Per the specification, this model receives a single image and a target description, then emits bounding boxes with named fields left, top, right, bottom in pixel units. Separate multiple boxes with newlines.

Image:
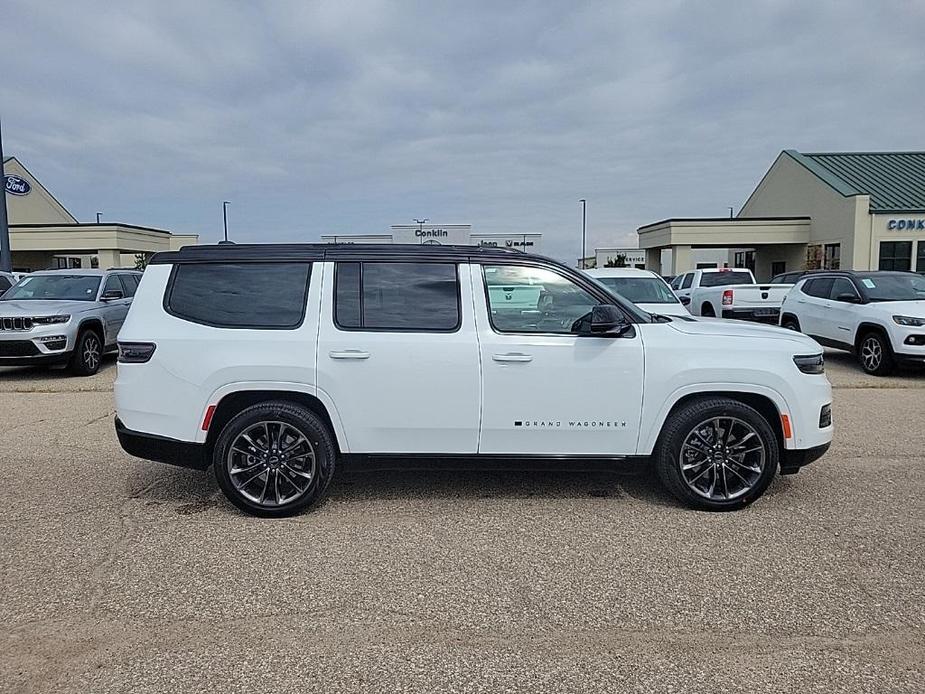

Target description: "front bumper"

left=115, top=417, right=209, bottom=470
left=722, top=307, right=780, bottom=323
left=0, top=323, right=74, bottom=364
left=780, top=442, right=831, bottom=475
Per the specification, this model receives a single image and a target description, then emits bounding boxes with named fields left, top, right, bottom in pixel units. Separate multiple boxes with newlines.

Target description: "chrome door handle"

left=329, top=350, right=370, bottom=360
left=492, top=352, right=533, bottom=363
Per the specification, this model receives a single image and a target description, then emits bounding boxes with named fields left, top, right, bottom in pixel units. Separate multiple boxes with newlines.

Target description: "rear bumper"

left=722, top=308, right=780, bottom=323
left=779, top=442, right=830, bottom=475
left=115, top=417, right=209, bottom=470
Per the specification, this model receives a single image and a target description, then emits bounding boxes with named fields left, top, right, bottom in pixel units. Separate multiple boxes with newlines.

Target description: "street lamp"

left=579, top=199, right=587, bottom=268
left=96, top=212, right=102, bottom=224
left=222, top=201, right=231, bottom=242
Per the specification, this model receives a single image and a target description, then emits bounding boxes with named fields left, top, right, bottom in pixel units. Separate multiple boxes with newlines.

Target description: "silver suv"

left=0, top=268, right=142, bottom=375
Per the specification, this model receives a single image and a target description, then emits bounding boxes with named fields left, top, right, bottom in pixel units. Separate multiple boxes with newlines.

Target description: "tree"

left=134, top=253, right=152, bottom=271
left=604, top=253, right=627, bottom=268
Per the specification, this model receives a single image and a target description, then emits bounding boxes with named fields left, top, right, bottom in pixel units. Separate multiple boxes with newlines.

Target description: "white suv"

left=780, top=271, right=925, bottom=375
left=115, top=244, right=833, bottom=516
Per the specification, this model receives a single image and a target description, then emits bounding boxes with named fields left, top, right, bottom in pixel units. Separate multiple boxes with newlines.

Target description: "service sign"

left=4, top=174, right=31, bottom=196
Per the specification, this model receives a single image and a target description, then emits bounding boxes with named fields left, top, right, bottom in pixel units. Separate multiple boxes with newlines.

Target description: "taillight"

left=722, top=289, right=734, bottom=306
left=118, top=341, right=157, bottom=363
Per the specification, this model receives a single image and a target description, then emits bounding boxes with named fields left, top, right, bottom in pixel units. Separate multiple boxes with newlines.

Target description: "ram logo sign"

left=4, top=174, right=31, bottom=196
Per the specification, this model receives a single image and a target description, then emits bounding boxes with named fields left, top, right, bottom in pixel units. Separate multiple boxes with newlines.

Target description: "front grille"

left=0, top=340, right=40, bottom=357
left=0, top=316, right=34, bottom=332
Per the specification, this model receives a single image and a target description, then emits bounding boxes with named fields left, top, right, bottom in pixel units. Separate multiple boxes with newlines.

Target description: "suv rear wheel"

left=69, top=328, right=103, bottom=376
left=213, top=401, right=336, bottom=517
left=857, top=331, right=895, bottom=376
left=654, top=397, right=779, bottom=511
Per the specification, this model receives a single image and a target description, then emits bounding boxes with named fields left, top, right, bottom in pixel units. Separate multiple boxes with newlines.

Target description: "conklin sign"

left=4, top=174, right=31, bottom=196
left=887, top=218, right=925, bottom=230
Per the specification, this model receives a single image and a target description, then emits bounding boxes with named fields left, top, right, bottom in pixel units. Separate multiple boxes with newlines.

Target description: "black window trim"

left=332, top=260, right=463, bottom=334
left=480, top=261, right=638, bottom=337
left=163, top=262, right=313, bottom=330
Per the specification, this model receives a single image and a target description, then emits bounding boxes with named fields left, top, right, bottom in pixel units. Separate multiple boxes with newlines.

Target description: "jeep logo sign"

left=4, top=174, right=31, bottom=196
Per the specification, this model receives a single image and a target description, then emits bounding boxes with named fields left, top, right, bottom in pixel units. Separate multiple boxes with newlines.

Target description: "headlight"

left=892, top=315, right=925, bottom=327
left=793, top=353, right=825, bottom=374
left=32, top=315, right=70, bottom=325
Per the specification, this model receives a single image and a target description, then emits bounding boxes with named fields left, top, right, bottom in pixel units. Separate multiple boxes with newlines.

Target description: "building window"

left=771, top=261, right=786, bottom=277
left=733, top=251, right=755, bottom=272
left=824, top=244, right=840, bottom=270
left=55, top=257, right=68, bottom=269
left=917, top=241, right=925, bottom=275
left=69, top=257, right=82, bottom=269
left=879, top=241, right=913, bottom=272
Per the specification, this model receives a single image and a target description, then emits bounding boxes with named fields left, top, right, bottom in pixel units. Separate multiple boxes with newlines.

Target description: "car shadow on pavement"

left=123, top=457, right=684, bottom=514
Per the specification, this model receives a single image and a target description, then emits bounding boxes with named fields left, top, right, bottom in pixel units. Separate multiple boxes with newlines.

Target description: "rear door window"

left=334, top=262, right=460, bottom=332
left=680, top=273, right=693, bottom=289
left=803, top=278, right=834, bottom=299
left=166, top=262, right=311, bottom=328
left=118, top=274, right=139, bottom=297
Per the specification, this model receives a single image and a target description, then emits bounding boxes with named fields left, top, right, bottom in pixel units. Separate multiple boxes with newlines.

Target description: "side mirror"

left=101, top=289, right=124, bottom=301
left=835, top=293, right=859, bottom=303
left=574, top=304, right=632, bottom=336
left=678, top=296, right=691, bottom=306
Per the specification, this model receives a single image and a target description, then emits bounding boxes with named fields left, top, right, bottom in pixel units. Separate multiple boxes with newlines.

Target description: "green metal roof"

left=785, top=150, right=925, bottom=212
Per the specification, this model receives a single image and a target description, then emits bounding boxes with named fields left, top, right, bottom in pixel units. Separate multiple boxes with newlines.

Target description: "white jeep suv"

left=114, top=244, right=833, bottom=516
left=779, top=271, right=925, bottom=375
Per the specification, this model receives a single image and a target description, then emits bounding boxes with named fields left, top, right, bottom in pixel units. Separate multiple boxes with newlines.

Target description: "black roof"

left=150, top=243, right=538, bottom=265
left=797, top=270, right=919, bottom=279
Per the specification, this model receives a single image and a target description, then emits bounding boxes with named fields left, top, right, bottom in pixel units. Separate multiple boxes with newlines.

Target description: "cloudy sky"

left=3, top=0, right=924, bottom=261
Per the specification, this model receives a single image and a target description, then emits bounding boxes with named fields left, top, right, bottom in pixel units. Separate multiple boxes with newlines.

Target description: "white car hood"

left=638, top=302, right=691, bottom=317
left=666, top=315, right=817, bottom=347
left=867, top=300, right=925, bottom=318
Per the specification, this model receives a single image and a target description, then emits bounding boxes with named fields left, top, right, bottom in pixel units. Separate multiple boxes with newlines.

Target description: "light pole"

left=96, top=212, right=102, bottom=223
left=413, top=218, right=428, bottom=244
left=0, top=118, right=12, bottom=273
left=579, top=199, right=587, bottom=268
left=222, top=201, right=231, bottom=242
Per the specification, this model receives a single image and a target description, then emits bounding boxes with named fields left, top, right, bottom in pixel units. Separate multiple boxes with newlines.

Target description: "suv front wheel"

left=213, top=401, right=336, bottom=517
left=69, top=328, right=103, bottom=376
left=654, top=397, right=779, bottom=511
left=857, top=331, right=895, bottom=376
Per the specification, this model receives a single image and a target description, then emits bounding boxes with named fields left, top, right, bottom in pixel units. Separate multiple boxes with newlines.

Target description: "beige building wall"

left=739, top=153, right=869, bottom=269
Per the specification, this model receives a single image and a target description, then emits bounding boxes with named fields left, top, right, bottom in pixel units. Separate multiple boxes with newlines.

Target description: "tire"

left=213, top=401, right=336, bottom=517
left=781, top=316, right=800, bottom=332
left=857, top=331, right=895, bottom=376
left=701, top=303, right=716, bottom=317
left=69, top=328, right=103, bottom=376
left=654, top=397, right=779, bottom=511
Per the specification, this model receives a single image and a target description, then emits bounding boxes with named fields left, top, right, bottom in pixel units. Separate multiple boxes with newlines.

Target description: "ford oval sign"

left=4, top=174, right=31, bottom=196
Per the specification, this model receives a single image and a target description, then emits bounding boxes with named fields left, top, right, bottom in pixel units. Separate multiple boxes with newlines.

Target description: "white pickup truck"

left=671, top=268, right=793, bottom=323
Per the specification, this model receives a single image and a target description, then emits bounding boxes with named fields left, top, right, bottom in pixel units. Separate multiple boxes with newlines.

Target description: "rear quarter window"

left=165, top=262, right=311, bottom=329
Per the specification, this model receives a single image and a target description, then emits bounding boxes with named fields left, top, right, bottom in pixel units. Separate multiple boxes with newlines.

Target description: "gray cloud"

left=3, top=0, right=923, bottom=261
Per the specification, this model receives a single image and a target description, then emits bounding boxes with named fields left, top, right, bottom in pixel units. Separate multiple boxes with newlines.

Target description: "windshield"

left=699, top=271, right=754, bottom=287
left=595, top=276, right=679, bottom=304
left=861, top=274, right=925, bottom=302
left=1, top=275, right=101, bottom=302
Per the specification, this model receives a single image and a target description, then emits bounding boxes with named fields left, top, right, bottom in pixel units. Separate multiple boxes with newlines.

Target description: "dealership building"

left=321, top=224, right=542, bottom=252
left=3, top=156, right=198, bottom=271
left=638, top=150, right=925, bottom=280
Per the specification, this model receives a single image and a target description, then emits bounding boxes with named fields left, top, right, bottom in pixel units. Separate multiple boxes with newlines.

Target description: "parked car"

left=672, top=268, right=792, bottom=323
left=780, top=270, right=925, bottom=375
left=0, top=268, right=142, bottom=375
left=769, top=270, right=828, bottom=285
left=585, top=268, right=691, bottom=317
left=114, top=243, right=832, bottom=516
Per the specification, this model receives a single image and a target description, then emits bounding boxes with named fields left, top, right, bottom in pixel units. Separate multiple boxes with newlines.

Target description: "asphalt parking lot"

left=1, top=351, right=923, bottom=693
